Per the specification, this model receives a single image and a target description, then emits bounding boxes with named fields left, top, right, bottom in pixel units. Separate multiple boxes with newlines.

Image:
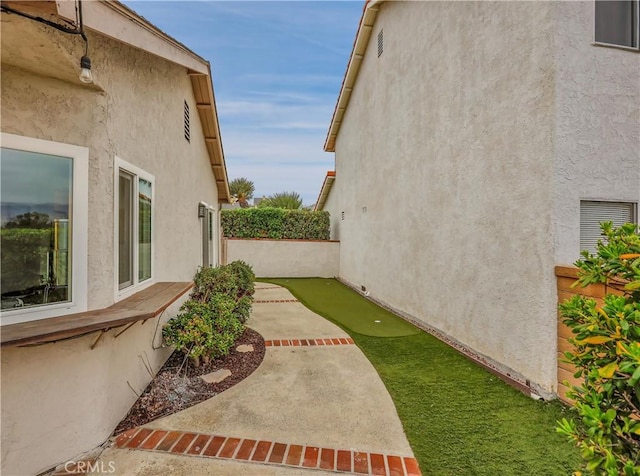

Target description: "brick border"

left=113, top=428, right=420, bottom=476
left=254, top=299, right=300, bottom=303
left=265, top=337, right=354, bottom=347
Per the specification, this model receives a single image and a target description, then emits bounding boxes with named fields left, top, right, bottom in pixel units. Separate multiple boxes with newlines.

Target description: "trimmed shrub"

left=557, top=222, right=640, bottom=475
left=221, top=208, right=330, bottom=240
left=163, top=261, right=256, bottom=365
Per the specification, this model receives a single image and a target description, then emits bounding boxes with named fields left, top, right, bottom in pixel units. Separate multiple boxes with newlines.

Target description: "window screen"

left=580, top=200, right=636, bottom=254
left=595, top=1, right=638, bottom=48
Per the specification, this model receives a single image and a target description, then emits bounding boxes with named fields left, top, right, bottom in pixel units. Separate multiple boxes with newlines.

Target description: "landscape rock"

left=201, top=369, right=232, bottom=384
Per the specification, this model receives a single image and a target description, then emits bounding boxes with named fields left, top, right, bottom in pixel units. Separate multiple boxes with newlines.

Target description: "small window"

left=580, top=200, right=637, bottom=254
left=201, top=203, right=216, bottom=268
left=116, top=158, right=154, bottom=295
left=184, top=100, right=191, bottom=143
left=377, top=29, right=384, bottom=57
left=595, top=1, right=639, bottom=49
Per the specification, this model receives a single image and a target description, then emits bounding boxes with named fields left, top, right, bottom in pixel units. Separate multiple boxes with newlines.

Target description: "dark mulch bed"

left=114, top=327, right=265, bottom=434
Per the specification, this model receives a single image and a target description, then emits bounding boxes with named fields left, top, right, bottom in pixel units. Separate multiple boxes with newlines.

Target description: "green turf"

left=262, top=278, right=581, bottom=475
left=260, top=278, right=419, bottom=337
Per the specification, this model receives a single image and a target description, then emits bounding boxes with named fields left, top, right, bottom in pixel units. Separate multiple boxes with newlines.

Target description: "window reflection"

left=1, top=148, right=72, bottom=310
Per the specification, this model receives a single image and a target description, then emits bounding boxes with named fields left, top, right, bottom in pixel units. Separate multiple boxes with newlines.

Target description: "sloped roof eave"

left=54, top=0, right=231, bottom=202
left=324, top=0, right=384, bottom=152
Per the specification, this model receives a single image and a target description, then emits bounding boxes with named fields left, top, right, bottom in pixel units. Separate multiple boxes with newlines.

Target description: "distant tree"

left=3, top=212, right=51, bottom=229
left=229, top=178, right=255, bottom=208
left=258, top=191, right=303, bottom=210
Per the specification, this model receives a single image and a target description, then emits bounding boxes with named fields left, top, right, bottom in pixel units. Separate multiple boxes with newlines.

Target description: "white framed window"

left=595, top=0, right=640, bottom=50
left=199, top=202, right=217, bottom=268
left=114, top=157, right=154, bottom=300
left=0, top=132, right=88, bottom=325
left=580, top=200, right=638, bottom=254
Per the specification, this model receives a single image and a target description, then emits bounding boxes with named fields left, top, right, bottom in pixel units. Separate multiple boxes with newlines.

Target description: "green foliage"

left=557, top=222, right=640, bottom=475
left=1, top=227, right=52, bottom=293
left=229, top=177, right=255, bottom=208
left=258, top=191, right=303, bottom=210
left=221, top=208, right=330, bottom=240
left=163, top=261, right=256, bottom=365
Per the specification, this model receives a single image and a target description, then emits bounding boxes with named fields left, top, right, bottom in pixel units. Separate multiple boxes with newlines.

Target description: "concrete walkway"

left=93, top=283, right=419, bottom=475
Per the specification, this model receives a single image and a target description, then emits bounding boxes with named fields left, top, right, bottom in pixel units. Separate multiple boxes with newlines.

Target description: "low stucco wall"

left=0, top=293, right=188, bottom=476
left=225, top=238, right=339, bottom=278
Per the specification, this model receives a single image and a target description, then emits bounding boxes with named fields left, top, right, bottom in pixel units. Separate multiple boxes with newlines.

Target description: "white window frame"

left=114, top=157, right=155, bottom=301
left=200, top=202, right=218, bottom=268
left=593, top=0, right=640, bottom=51
left=0, top=132, right=88, bottom=325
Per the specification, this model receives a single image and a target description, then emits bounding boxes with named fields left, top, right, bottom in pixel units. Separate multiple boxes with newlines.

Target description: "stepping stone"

left=236, top=344, right=254, bottom=353
left=201, top=369, right=231, bottom=384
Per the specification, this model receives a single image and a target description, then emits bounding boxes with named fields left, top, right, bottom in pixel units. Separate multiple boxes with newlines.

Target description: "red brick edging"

left=113, top=428, right=421, bottom=475
left=265, top=337, right=354, bottom=347
left=255, top=299, right=300, bottom=303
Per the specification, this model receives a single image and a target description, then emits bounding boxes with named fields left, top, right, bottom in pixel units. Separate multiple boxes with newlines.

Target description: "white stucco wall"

left=323, top=183, right=342, bottom=241
left=225, top=239, right=340, bottom=278
left=327, top=1, right=559, bottom=393
left=1, top=15, right=221, bottom=475
left=553, top=1, right=640, bottom=265
left=1, top=16, right=219, bottom=311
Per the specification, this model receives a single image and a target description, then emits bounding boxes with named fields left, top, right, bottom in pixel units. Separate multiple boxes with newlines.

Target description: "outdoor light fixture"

left=79, top=55, right=93, bottom=84
left=198, top=203, right=207, bottom=218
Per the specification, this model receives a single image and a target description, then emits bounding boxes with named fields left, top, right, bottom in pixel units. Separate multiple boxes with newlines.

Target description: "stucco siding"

left=1, top=17, right=219, bottom=310
left=553, top=1, right=640, bottom=266
left=332, top=1, right=558, bottom=391
left=323, top=181, right=341, bottom=241
left=0, top=294, right=186, bottom=476
left=1, top=15, right=221, bottom=475
left=225, top=239, right=340, bottom=278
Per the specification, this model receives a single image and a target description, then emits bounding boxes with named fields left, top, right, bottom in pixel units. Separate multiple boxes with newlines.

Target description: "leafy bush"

left=221, top=208, right=330, bottom=240
left=557, top=222, right=640, bottom=475
left=227, top=260, right=255, bottom=299
left=163, top=261, right=256, bottom=366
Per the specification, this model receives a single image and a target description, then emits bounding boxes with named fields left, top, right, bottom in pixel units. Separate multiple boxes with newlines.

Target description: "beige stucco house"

left=0, top=1, right=230, bottom=473
left=318, top=0, right=639, bottom=399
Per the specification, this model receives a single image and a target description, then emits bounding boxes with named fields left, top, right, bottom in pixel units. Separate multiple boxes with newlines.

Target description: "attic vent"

left=377, top=29, right=383, bottom=57
left=184, top=100, right=190, bottom=143
left=341, top=211, right=345, bottom=221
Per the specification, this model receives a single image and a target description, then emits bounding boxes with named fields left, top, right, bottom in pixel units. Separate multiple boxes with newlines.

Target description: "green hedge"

left=221, top=208, right=330, bottom=240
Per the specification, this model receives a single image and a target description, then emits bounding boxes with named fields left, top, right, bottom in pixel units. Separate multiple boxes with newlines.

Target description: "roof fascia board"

left=324, top=0, right=383, bottom=152
left=313, top=172, right=336, bottom=211
left=56, top=0, right=208, bottom=74
left=203, top=65, right=231, bottom=203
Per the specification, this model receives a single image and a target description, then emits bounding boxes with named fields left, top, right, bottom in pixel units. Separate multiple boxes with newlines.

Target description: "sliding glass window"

left=116, top=158, right=153, bottom=296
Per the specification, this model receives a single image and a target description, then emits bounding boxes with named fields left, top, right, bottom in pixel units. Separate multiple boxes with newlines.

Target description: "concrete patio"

left=92, top=283, right=419, bottom=475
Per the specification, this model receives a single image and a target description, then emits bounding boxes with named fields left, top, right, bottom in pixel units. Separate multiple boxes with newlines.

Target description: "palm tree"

left=229, top=178, right=255, bottom=208
left=258, top=191, right=303, bottom=210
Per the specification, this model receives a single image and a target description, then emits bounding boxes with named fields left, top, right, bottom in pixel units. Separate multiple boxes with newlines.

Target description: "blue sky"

left=124, top=1, right=363, bottom=206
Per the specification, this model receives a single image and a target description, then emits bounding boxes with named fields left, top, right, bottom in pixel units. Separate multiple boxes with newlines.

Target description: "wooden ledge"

left=1, top=282, right=192, bottom=348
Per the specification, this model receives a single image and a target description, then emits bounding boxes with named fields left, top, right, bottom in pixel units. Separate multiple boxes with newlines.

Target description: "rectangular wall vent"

left=184, top=100, right=190, bottom=143
left=377, top=29, right=383, bottom=57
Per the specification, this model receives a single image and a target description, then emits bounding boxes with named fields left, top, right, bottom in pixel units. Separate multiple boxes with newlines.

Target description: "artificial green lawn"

left=261, top=278, right=581, bottom=475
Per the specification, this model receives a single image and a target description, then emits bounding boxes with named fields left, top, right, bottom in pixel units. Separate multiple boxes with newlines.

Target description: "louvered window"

left=184, top=100, right=190, bottom=143
left=580, top=200, right=637, bottom=254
